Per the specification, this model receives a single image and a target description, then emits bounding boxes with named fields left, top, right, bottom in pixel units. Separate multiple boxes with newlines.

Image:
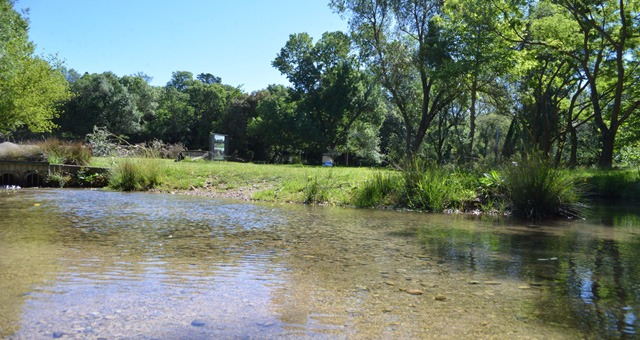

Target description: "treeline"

left=1, top=0, right=639, bottom=167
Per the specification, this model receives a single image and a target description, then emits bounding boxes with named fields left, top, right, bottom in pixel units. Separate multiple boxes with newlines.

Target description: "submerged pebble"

left=191, top=320, right=206, bottom=327
left=435, top=295, right=447, bottom=301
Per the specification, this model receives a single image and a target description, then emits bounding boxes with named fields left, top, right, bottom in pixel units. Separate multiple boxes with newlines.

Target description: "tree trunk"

left=502, top=117, right=517, bottom=159
left=568, top=125, right=578, bottom=167
left=599, top=129, right=615, bottom=168
left=467, top=79, right=477, bottom=163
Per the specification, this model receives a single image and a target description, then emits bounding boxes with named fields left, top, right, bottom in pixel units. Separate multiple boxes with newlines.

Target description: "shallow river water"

left=1, top=189, right=639, bottom=339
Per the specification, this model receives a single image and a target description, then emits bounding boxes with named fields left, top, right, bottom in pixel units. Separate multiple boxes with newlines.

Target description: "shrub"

left=478, top=170, right=507, bottom=212
left=76, top=168, right=109, bottom=187
left=504, top=158, right=583, bottom=220
left=86, top=126, right=118, bottom=157
left=109, top=158, right=162, bottom=191
left=47, top=171, right=71, bottom=188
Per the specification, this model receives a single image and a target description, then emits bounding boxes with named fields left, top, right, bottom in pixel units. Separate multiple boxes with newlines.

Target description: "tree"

left=442, top=0, right=517, bottom=161
left=331, top=0, right=463, bottom=160
left=0, top=0, right=70, bottom=135
left=515, top=0, right=640, bottom=168
left=58, top=72, right=141, bottom=138
left=149, top=86, right=195, bottom=145
left=273, top=31, right=384, bottom=161
left=120, top=74, right=159, bottom=140
left=197, top=73, right=222, bottom=85
left=248, top=85, right=303, bottom=163
left=186, top=81, right=230, bottom=149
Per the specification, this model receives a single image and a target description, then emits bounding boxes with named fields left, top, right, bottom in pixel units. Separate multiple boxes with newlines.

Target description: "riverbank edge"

left=93, top=158, right=638, bottom=219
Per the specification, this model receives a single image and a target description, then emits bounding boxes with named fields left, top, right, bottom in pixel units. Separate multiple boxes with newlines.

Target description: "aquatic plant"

left=504, top=158, right=583, bottom=219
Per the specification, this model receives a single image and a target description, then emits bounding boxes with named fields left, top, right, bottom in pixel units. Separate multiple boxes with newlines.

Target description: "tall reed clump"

left=108, top=158, right=162, bottom=191
left=401, top=159, right=476, bottom=212
left=504, top=158, right=583, bottom=220
left=38, top=139, right=92, bottom=165
left=354, top=171, right=402, bottom=208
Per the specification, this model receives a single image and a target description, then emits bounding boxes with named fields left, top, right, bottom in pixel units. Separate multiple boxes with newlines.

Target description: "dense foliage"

left=1, top=0, right=639, bottom=169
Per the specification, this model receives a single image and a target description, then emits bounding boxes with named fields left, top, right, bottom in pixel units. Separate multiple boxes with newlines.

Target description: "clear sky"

left=16, top=0, right=349, bottom=92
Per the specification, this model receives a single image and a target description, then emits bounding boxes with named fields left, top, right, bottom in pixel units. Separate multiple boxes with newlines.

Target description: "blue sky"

left=16, top=0, right=349, bottom=92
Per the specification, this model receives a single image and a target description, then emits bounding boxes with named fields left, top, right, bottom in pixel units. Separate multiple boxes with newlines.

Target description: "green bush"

left=46, top=171, right=71, bottom=188
left=504, top=158, right=583, bottom=219
left=109, top=158, right=162, bottom=191
left=477, top=169, right=507, bottom=213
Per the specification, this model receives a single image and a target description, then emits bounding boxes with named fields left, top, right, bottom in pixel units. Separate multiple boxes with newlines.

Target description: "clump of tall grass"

left=401, top=159, right=476, bottom=212
left=303, top=174, right=330, bottom=204
left=38, top=139, right=92, bottom=165
left=504, top=158, right=583, bottom=220
left=354, top=171, right=401, bottom=208
left=108, top=158, right=163, bottom=191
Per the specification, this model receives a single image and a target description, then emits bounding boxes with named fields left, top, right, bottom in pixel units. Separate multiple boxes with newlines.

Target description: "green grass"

left=92, top=157, right=377, bottom=204
left=578, top=168, right=640, bottom=200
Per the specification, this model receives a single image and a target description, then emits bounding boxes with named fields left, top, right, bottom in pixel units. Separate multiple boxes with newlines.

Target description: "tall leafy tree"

left=248, top=85, right=303, bottom=162
left=0, top=0, right=70, bottom=135
left=150, top=86, right=195, bottom=145
left=273, top=31, right=383, bottom=159
left=331, top=0, right=463, bottom=160
left=515, top=0, right=640, bottom=168
left=442, top=0, right=516, bottom=161
left=59, top=72, right=140, bottom=138
left=120, top=73, right=159, bottom=140
left=197, top=72, right=222, bottom=85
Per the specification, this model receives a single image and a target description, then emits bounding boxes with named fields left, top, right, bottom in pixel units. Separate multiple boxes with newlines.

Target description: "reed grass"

left=504, top=158, right=583, bottom=219
left=108, top=158, right=163, bottom=191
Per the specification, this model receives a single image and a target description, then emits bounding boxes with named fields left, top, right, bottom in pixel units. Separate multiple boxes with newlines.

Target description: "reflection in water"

left=0, top=189, right=638, bottom=338
left=418, top=211, right=640, bottom=338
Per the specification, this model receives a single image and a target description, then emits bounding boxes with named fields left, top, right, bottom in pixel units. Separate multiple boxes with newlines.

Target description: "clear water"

left=1, top=189, right=638, bottom=339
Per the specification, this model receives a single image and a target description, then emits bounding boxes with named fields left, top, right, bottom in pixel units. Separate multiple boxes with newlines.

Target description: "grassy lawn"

left=90, top=157, right=389, bottom=205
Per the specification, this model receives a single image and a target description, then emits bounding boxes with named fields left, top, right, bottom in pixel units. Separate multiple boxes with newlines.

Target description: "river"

left=0, top=189, right=638, bottom=339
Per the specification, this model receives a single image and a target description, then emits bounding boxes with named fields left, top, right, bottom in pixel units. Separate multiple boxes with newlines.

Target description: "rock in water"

left=191, top=319, right=206, bottom=327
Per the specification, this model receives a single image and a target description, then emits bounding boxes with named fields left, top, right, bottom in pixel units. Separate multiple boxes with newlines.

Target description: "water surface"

left=1, top=189, right=638, bottom=338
